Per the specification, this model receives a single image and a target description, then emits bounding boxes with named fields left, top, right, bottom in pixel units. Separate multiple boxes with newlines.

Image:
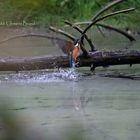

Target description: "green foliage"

left=0, top=0, right=140, bottom=28
left=0, top=0, right=57, bottom=21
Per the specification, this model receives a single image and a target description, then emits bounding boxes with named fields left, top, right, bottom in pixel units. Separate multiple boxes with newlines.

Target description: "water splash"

left=0, top=68, right=79, bottom=84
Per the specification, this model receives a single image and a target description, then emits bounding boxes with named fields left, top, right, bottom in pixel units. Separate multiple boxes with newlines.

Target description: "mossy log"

left=0, top=50, right=140, bottom=71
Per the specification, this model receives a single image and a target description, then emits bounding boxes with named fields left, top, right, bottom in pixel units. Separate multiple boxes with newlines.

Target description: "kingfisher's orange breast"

left=72, top=47, right=80, bottom=63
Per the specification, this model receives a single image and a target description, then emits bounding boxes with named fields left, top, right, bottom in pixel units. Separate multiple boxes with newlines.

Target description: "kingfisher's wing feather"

left=51, top=38, right=74, bottom=54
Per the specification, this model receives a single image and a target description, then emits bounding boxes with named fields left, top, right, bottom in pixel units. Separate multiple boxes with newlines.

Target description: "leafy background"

left=0, top=0, right=140, bottom=28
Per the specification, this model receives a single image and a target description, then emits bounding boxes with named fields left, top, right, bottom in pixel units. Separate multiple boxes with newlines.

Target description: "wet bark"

left=0, top=50, right=140, bottom=71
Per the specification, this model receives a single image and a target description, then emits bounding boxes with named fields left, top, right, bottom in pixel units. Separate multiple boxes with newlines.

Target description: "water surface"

left=0, top=28, right=140, bottom=140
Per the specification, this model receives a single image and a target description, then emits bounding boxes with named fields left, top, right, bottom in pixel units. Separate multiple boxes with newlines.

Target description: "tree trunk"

left=0, top=50, right=140, bottom=71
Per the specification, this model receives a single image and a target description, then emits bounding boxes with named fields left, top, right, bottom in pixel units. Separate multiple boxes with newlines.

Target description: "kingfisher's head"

left=74, top=42, right=80, bottom=48
left=74, top=38, right=81, bottom=48
left=74, top=34, right=85, bottom=46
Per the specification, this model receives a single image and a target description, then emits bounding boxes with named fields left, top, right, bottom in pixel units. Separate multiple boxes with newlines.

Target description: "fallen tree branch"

left=0, top=55, right=68, bottom=71
left=78, top=50, right=140, bottom=69
left=0, top=50, right=140, bottom=71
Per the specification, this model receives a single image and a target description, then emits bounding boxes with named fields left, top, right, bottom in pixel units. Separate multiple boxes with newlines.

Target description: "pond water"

left=0, top=28, right=140, bottom=140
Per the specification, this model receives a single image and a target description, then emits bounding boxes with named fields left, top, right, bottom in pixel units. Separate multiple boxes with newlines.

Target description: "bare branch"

left=0, top=33, right=75, bottom=55
left=49, top=26, right=75, bottom=41
left=92, top=0, right=126, bottom=21
left=96, top=23, right=136, bottom=41
left=0, top=34, right=65, bottom=45
left=82, top=8, right=135, bottom=37
left=74, top=21, right=135, bottom=42
left=96, top=8, right=135, bottom=23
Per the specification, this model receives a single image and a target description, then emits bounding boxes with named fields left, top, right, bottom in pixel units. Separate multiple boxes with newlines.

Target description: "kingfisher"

left=51, top=38, right=81, bottom=67
left=68, top=40, right=81, bottom=67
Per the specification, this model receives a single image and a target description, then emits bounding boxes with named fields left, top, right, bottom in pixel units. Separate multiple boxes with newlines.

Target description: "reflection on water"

left=0, top=28, right=140, bottom=140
